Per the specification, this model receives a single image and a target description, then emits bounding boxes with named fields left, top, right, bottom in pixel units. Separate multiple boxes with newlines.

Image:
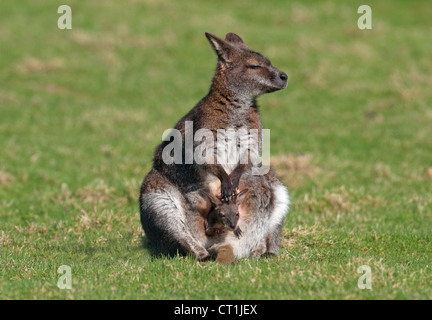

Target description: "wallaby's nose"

left=279, top=72, right=288, bottom=81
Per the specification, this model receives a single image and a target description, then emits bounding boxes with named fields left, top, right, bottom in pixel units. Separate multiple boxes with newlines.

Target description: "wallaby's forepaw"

left=210, top=243, right=236, bottom=265
left=230, top=174, right=241, bottom=190
left=219, top=180, right=236, bottom=202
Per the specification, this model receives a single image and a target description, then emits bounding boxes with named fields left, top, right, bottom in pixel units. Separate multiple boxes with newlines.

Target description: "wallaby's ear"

left=205, top=32, right=236, bottom=64
left=225, top=33, right=248, bottom=50
left=236, top=188, right=249, bottom=206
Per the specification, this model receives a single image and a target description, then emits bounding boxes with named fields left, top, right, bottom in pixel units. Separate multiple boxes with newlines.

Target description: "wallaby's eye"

left=247, top=65, right=262, bottom=70
left=236, top=213, right=239, bottom=217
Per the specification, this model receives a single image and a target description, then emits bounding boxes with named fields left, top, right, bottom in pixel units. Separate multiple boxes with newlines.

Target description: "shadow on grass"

left=139, top=234, right=201, bottom=260
left=140, top=235, right=152, bottom=254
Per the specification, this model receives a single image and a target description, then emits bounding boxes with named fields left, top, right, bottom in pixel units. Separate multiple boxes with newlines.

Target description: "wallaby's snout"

left=279, top=71, right=288, bottom=84
left=271, top=67, right=288, bottom=90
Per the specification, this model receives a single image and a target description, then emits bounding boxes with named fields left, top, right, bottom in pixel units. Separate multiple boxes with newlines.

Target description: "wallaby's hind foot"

left=209, top=242, right=236, bottom=265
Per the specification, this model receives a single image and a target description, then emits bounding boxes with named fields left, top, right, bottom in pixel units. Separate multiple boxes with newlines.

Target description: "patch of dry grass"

left=272, top=153, right=318, bottom=189
left=0, top=170, right=15, bottom=186
left=72, top=179, right=119, bottom=205
left=16, top=57, right=65, bottom=74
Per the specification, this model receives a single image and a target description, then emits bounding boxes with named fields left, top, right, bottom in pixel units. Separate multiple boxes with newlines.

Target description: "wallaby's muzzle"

left=272, top=67, right=288, bottom=90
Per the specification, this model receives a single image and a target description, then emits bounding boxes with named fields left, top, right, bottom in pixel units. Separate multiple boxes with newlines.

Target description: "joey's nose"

left=279, top=72, right=288, bottom=81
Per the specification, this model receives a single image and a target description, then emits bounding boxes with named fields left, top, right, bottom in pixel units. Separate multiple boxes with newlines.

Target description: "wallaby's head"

left=205, top=32, right=288, bottom=99
left=206, top=188, right=249, bottom=231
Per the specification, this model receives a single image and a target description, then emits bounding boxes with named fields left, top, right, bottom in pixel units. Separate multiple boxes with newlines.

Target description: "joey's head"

left=205, top=32, right=288, bottom=99
left=206, top=188, right=249, bottom=232
left=214, top=202, right=240, bottom=231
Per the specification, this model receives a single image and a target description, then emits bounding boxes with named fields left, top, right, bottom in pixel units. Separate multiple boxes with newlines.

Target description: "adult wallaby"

left=139, top=32, right=290, bottom=260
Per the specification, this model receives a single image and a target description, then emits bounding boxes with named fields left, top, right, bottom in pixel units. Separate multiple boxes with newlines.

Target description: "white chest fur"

left=215, top=125, right=260, bottom=174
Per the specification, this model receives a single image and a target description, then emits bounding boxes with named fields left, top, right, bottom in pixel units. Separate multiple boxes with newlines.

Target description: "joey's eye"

left=247, top=65, right=261, bottom=70
left=236, top=213, right=239, bottom=217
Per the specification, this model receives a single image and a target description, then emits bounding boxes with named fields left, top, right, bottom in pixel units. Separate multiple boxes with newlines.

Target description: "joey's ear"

left=205, top=32, right=236, bottom=64
left=225, top=33, right=248, bottom=50
left=235, top=188, right=249, bottom=206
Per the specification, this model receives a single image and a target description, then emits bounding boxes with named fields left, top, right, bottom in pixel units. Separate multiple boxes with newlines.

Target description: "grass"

left=1, top=0, right=431, bottom=299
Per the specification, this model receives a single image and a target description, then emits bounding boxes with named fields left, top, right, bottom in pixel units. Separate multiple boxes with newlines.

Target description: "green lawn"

left=0, top=0, right=431, bottom=299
